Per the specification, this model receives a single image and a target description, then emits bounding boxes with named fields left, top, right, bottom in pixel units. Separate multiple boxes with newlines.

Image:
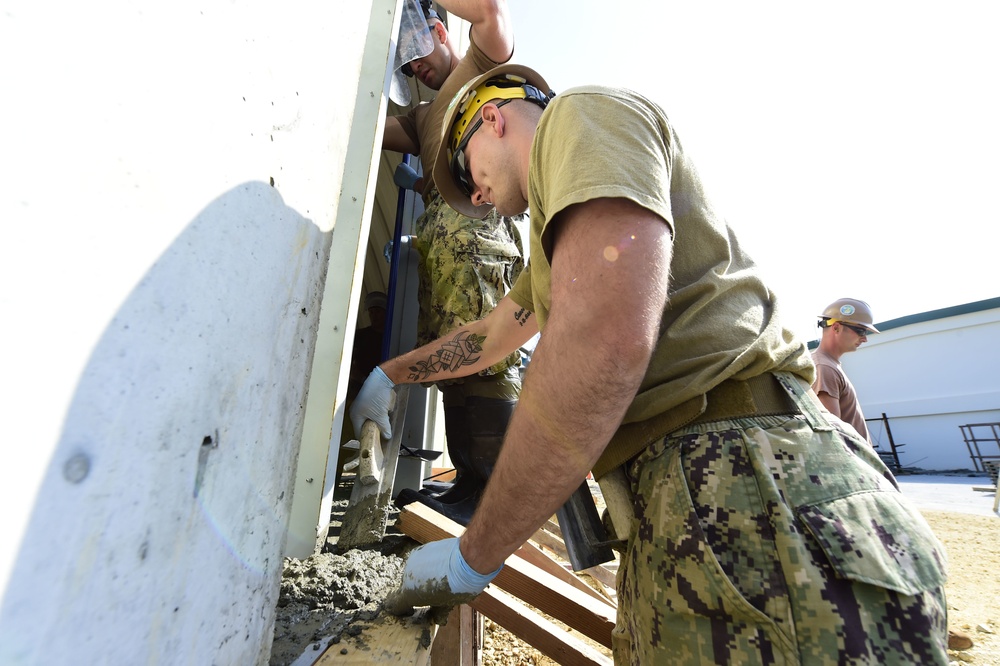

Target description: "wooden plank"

left=528, top=525, right=619, bottom=603
left=515, top=540, right=615, bottom=607
left=396, top=502, right=616, bottom=648
left=530, top=524, right=570, bottom=562
left=312, top=610, right=436, bottom=665
left=582, top=564, right=618, bottom=598
left=430, top=605, right=479, bottom=665
left=471, top=586, right=612, bottom=666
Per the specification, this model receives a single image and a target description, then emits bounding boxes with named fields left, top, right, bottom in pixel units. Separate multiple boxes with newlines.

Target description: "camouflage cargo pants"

left=613, top=374, right=948, bottom=665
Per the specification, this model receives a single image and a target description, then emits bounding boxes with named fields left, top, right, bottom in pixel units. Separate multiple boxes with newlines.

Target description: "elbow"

left=478, top=0, right=503, bottom=16
left=581, top=327, right=656, bottom=398
left=467, top=0, right=506, bottom=29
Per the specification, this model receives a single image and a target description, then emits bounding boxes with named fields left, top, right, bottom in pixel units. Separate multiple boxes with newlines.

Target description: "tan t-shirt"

left=508, top=86, right=814, bottom=475
left=395, top=35, right=503, bottom=199
left=811, top=349, right=871, bottom=443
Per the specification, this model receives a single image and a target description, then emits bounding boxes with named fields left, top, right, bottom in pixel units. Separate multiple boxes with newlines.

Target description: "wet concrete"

left=268, top=477, right=415, bottom=666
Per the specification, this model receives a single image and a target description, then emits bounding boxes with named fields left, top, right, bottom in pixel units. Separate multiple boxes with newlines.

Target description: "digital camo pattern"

left=612, top=409, right=948, bottom=665
left=414, top=191, right=524, bottom=377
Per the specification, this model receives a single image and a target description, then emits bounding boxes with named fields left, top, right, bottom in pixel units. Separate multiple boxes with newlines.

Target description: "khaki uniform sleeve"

left=507, top=263, right=534, bottom=313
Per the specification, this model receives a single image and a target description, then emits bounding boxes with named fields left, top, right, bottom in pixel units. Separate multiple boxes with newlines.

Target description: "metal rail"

left=865, top=412, right=905, bottom=472
left=958, top=422, right=1000, bottom=474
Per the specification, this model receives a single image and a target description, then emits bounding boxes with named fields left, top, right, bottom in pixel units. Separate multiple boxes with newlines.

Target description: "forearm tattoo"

left=408, top=332, right=486, bottom=381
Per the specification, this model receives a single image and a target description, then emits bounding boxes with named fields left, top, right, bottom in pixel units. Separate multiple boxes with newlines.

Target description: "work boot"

left=395, top=485, right=483, bottom=526
left=395, top=397, right=513, bottom=526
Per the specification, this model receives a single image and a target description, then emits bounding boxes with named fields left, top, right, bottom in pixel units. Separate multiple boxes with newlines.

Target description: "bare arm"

left=436, top=0, right=513, bottom=63
left=459, top=198, right=673, bottom=574
left=380, top=294, right=537, bottom=385
left=383, top=115, right=419, bottom=155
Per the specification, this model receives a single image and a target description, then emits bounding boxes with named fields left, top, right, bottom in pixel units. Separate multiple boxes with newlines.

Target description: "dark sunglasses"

left=840, top=323, right=870, bottom=336
left=450, top=98, right=516, bottom=197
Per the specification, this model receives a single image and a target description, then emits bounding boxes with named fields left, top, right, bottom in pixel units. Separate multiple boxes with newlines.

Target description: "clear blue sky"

left=504, top=0, right=1000, bottom=343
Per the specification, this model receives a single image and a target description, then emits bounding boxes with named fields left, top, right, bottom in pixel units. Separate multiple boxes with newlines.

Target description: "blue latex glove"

left=350, top=367, right=395, bottom=438
left=393, top=162, right=420, bottom=190
left=383, top=235, right=415, bottom=264
left=384, top=538, right=502, bottom=616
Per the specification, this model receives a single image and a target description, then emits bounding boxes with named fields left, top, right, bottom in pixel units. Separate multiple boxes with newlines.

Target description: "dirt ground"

left=923, top=510, right=1000, bottom=665
left=270, top=487, right=999, bottom=666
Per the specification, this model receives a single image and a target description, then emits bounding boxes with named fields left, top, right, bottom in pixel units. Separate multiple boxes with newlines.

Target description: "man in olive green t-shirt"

left=354, top=65, right=949, bottom=664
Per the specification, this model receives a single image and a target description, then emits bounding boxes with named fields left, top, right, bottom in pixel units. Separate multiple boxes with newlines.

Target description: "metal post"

left=382, top=154, right=411, bottom=363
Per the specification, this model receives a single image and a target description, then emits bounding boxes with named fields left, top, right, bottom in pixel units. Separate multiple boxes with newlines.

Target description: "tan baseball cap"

left=432, top=63, right=551, bottom=219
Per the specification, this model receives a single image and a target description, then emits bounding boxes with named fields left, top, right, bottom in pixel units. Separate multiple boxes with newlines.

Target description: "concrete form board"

left=0, top=0, right=377, bottom=663
left=285, top=0, right=402, bottom=559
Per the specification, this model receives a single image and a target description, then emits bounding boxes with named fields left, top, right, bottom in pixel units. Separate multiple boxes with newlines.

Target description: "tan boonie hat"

left=433, top=63, right=551, bottom=219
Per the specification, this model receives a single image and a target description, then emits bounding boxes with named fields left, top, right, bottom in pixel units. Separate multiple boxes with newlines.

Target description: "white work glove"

left=393, top=162, right=420, bottom=190
left=350, top=367, right=395, bottom=439
left=384, top=538, right=502, bottom=616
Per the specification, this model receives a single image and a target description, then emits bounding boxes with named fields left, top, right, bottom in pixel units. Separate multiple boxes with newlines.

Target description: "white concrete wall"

left=0, top=0, right=390, bottom=662
left=843, top=306, right=1000, bottom=471
left=283, top=0, right=401, bottom=559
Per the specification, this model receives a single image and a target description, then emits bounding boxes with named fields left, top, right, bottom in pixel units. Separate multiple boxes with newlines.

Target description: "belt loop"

left=773, top=372, right=832, bottom=431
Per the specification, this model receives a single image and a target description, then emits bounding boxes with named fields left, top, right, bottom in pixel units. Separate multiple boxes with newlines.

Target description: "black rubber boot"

left=395, top=396, right=514, bottom=526
left=395, top=486, right=482, bottom=526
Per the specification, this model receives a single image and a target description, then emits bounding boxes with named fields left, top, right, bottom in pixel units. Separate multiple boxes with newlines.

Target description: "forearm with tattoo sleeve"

left=379, top=295, right=538, bottom=385
left=459, top=198, right=673, bottom=575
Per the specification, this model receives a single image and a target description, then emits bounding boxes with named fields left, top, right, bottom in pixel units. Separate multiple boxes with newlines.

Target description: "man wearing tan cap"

left=811, top=298, right=879, bottom=444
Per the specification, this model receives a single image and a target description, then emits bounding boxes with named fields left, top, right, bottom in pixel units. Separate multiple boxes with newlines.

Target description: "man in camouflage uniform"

left=401, top=193, right=525, bottom=524
left=379, top=0, right=524, bottom=523
left=356, top=64, right=949, bottom=663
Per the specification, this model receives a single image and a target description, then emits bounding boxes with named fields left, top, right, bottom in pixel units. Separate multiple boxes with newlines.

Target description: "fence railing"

left=958, top=422, right=1000, bottom=476
left=865, top=412, right=905, bottom=473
